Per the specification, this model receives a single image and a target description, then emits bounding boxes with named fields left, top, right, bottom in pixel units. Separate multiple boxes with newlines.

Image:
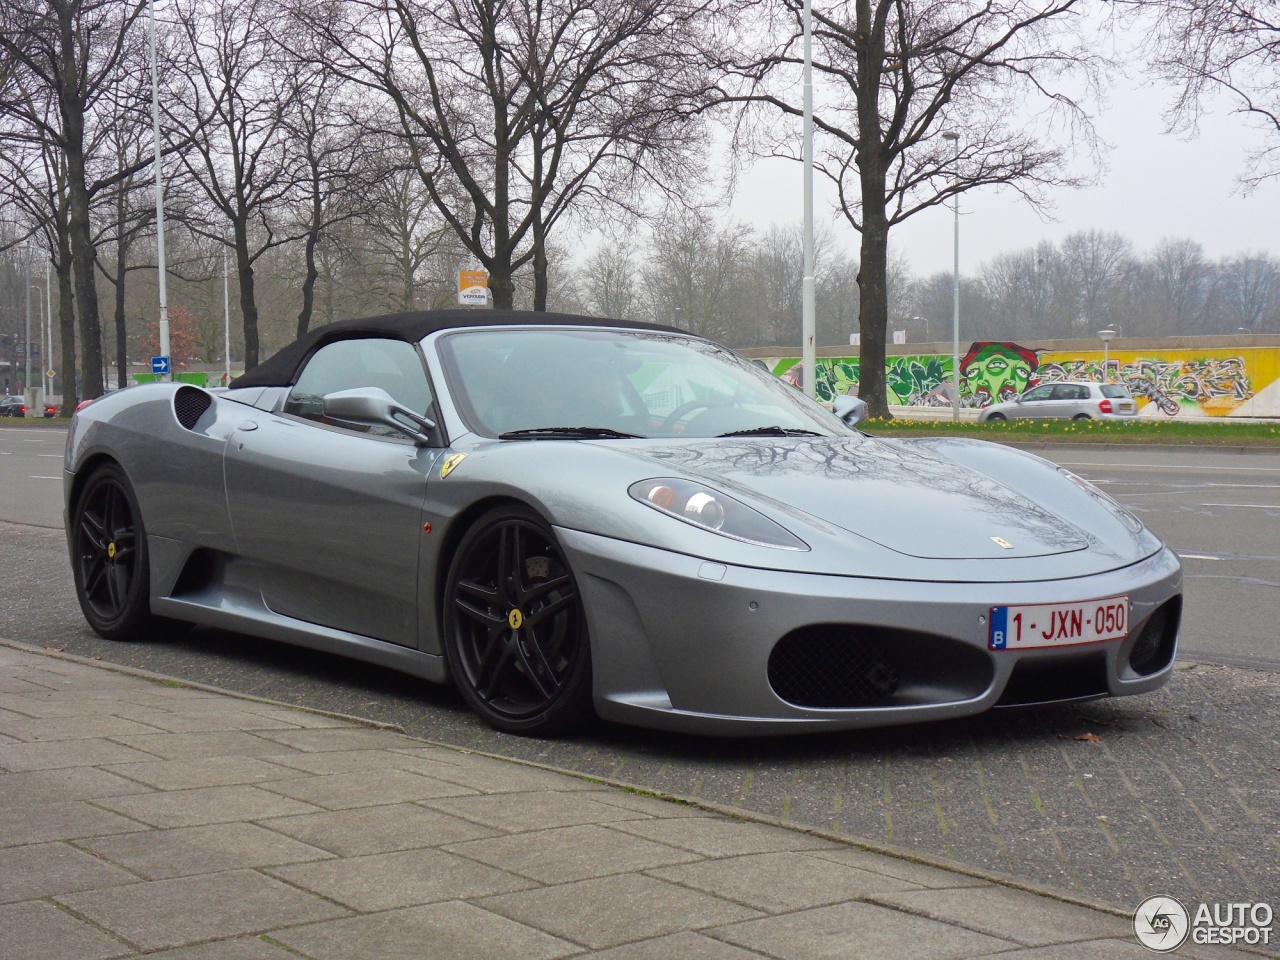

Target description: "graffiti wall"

left=766, top=343, right=1280, bottom=417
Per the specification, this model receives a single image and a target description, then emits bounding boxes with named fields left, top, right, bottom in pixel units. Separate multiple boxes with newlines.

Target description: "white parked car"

left=978, top=381, right=1138, bottom=422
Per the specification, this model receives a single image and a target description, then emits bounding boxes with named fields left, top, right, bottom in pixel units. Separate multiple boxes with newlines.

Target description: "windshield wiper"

left=498, top=426, right=643, bottom=440
left=717, top=426, right=825, bottom=438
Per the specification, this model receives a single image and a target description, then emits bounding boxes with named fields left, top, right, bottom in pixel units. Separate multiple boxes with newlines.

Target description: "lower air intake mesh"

left=768, top=625, right=900, bottom=708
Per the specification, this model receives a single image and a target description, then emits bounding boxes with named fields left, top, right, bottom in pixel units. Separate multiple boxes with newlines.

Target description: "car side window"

left=284, top=338, right=433, bottom=437
left=1022, top=385, right=1053, bottom=402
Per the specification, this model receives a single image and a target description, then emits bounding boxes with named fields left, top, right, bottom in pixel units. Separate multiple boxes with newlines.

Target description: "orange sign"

left=458, top=270, right=489, bottom=306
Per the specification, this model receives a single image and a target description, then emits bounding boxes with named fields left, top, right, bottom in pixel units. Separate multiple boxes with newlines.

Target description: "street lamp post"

left=942, top=131, right=960, bottom=420
left=1098, top=328, right=1115, bottom=380
left=24, top=238, right=32, bottom=410
left=147, top=0, right=170, bottom=381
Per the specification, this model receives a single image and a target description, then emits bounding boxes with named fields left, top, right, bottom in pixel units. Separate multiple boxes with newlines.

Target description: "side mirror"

left=322, top=387, right=435, bottom=445
left=833, top=395, right=868, bottom=427
left=1014, top=395, right=1024, bottom=404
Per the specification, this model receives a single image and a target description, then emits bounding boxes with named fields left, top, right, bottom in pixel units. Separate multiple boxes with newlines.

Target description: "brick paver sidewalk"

left=0, top=642, right=1254, bottom=959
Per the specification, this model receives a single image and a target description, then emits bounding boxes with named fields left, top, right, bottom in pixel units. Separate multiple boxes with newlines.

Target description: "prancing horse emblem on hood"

left=991, top=536, right=1014, bottom=549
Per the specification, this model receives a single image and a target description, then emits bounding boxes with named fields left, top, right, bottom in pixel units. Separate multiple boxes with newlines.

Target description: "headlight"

left=629, top=478, right=809, bottom=550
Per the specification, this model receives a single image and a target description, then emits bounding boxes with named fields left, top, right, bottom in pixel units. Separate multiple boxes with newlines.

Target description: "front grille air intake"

left=174, top=386, right=212, bottom=430
left=1128, top=597, right=1181, bottom=676
left=768, top=625, right=900, bottom=708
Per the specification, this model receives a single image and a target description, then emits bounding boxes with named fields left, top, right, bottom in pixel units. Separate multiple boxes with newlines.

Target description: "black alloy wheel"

left=443, top=505, right=593, bottom=735
left=72, top=463, right=158, bottom=639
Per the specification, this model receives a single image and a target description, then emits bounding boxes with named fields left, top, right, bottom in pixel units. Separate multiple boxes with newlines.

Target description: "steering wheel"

left=660, top=396, right=730, bottom=432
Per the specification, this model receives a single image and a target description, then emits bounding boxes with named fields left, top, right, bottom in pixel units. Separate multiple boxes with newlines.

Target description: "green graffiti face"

left=964, top=351, right=1032, bottom=404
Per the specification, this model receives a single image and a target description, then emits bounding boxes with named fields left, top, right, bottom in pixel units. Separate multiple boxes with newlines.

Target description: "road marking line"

left=29, top=475, right=61, bottom=480
left=1199, top=503, right=1280, bottom=509
left=1179, top=553, right=1222, bottom=560
left=1060, top=461, right=1280, bottom=473
left=37, top=454, right=62, bottom=458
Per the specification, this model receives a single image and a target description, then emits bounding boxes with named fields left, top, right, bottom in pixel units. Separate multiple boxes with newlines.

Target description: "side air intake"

left=174, top=386, right=212, bottom=430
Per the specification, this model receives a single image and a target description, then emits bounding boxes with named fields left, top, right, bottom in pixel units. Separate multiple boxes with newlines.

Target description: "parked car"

left=0, top=396, right=29, bottom=417
left=978, top=381, right=1138, bottom=422
left=64, top=311, right=1181, bottom=736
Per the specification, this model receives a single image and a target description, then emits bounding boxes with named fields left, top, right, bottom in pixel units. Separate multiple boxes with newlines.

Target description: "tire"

left=71, top=463, right=161, bottom=640
left=1073, top=413, right=1091, bottom=421
left=986, top=412, right=1006, bottom=422
left=442, top=504, right=594, bottom=735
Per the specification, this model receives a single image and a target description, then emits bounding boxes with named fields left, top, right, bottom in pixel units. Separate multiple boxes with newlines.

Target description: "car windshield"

left=437, top=328, right=847, bottom=439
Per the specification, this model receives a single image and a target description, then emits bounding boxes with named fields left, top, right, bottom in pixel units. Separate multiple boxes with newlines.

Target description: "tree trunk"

left=56, top=244, right=77, bottom=413
left=233, top=223, right=260, bottom=368
left=57, top=3, right=103, bottom=400
left=532, top=225, right=548, bottom=312
left=296, top=232, right=319, bottom=338
left=489, top=267, right=515, bottom=309
left=854, top=0, right=891, bottom=420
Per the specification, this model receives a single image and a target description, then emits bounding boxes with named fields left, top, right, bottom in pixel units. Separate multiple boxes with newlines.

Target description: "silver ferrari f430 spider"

left=65, top=311, right=1182, bottom=735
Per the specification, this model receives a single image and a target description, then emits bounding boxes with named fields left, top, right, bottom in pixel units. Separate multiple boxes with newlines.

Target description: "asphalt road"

left=2, top=425, right=1278, bottom=917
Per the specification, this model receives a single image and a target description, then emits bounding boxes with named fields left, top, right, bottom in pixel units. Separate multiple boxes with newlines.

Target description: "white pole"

left=223, top=245, right=231, bottom=385
left=24, top=238, right=31, bottom=408
left=801, top=0, right=816, bottom=401
left=943, top=132, right=960, bottom=421
left=44, top=259, right=52, bottom=402
left=148, top=0, right=170, bottom=381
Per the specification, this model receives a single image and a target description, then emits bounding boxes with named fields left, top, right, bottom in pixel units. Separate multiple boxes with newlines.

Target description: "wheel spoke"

left=475, top=632, right=516, bottom=698
left=105, top=561, right=125, bottom=612
left=83, top=556, right=107, bottom=599
left=457, top=578, right=498, bottom=603
left=526, top=590, right=575, bottom=628
left=524, top=573, right=570, bottom=605
left=507, top=524, right=528, bottom=599
left=496, top=525, right=515, bottom=606
left=514, top=634, right=559, bottom=700
left=79, top=511, right=107, bottom=550
left=454, top=596, right=504, bottom=628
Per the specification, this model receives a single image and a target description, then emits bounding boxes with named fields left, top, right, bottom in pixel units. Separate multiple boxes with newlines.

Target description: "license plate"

left=989, top=596, right=1129, bottom=650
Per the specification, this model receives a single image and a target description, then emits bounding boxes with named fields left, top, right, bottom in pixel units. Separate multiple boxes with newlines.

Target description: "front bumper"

left=559, top=528, right=1183, bottom=735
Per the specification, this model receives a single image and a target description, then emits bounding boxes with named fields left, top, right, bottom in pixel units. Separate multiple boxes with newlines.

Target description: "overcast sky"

left=727, top=71, right=1280, bottom=280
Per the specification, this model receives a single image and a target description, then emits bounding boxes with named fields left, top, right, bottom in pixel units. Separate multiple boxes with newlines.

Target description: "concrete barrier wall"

left=746, top=338, right=1280, bottom=418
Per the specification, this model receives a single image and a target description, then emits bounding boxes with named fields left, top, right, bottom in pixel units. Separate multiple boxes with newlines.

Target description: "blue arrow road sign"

left=151, top=355, right=170, bottom=375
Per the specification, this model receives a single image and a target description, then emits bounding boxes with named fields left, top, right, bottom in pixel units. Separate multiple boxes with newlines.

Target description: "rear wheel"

left=1073, top=413, right=1091, bottom=420
left=442, top=505, right=593, bottom=735
left=71, top=463, right=159, bottom=640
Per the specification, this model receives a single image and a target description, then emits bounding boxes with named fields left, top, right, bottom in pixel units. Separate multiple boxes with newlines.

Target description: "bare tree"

left=0, top=0, right=146, bottom=398
left=1215, top=252, right=1280, bottom=333
left=361, top=163, right=455, bottom=312
left=1145, top=237, right=1214, bottom=334
left=1143, top=0, right=1280, bottom=187
left=312, top=0, right=718, bottom=310
left=582, top=238, right=640, bottom=320
left=642, top=211, right=754, bottom=342
left=164, top=0, right=305, bottom=369
left=724, top=0, right=1102, bottom=416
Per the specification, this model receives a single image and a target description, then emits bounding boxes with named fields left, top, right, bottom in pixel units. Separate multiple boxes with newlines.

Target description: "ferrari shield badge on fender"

left=440, top=453, right=467, bottom=479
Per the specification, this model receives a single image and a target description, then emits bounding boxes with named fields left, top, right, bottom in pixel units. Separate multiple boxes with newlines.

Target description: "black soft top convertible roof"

left=229, top=309, right=680, bottom=389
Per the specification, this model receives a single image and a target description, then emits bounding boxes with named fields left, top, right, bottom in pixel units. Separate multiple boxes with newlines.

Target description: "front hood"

left=622, top=436, right=1088, bottom=560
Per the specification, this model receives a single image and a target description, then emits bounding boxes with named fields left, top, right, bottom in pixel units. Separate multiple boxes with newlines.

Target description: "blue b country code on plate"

left=989, top=596, right=1129, bottom=650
